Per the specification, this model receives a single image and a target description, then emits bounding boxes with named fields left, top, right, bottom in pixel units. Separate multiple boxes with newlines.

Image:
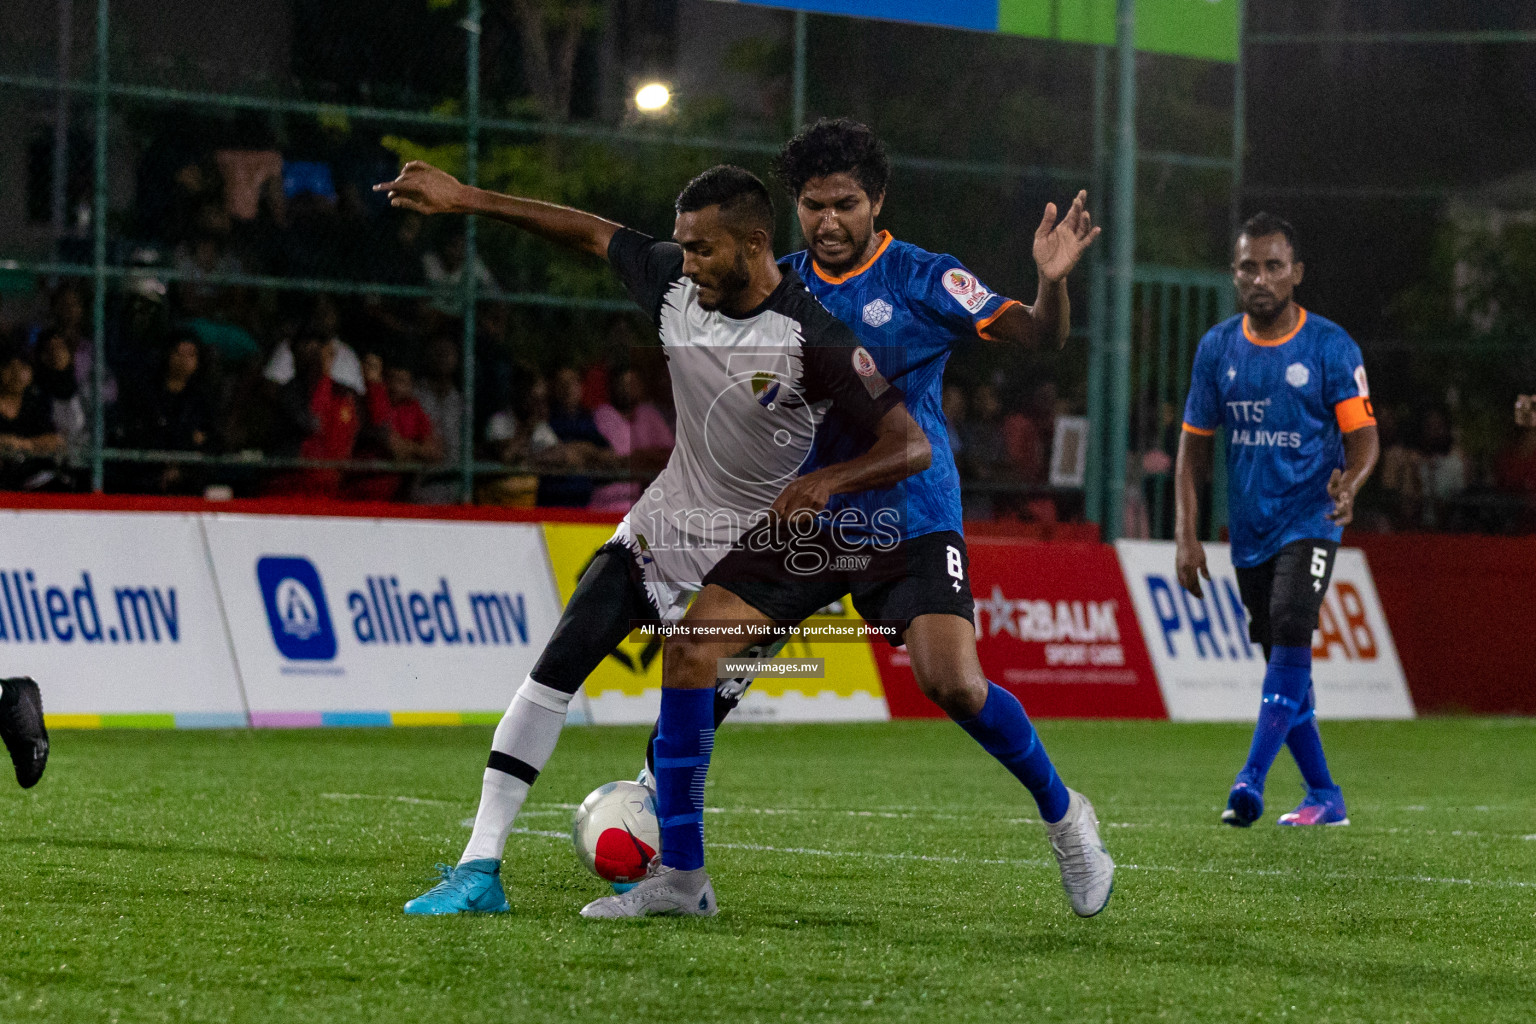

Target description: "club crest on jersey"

left=862, top=298, right=893, bottom=327
left=751, top=371, right=781, bottom=407
left=942, top=268, right=992, bottom=314
left=852, top=347, right=879, bottom=377
left=1286, top=362, right=1310, bottom=388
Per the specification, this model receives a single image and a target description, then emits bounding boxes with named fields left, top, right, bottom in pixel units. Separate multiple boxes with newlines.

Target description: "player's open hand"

left=1033, top=190, right=1101, bottom=284
left=373, top=161, right=467, bottom=216
left=1175, top=538, right=1210, bottom=598
left=1326, top=468, right=1355, bottom=525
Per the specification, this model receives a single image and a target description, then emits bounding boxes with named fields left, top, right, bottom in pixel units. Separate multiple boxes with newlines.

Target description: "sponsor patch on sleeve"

left=1354, top=364, right=1370, bottom=398
left=851, top=346, right=889, bottom=400
left=852, top=346, right=878, bottom=377
left=942, top=268, right=993, bottom=315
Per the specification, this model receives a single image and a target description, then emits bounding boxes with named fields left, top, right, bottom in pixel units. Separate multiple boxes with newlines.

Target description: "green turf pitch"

left=2, top=719, right=1533, bottom=1023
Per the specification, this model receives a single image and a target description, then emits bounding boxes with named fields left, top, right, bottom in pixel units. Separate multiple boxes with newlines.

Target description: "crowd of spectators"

left=2, top=143, right=1534, bottom=533
left=0, top=273, right=685, bottom=509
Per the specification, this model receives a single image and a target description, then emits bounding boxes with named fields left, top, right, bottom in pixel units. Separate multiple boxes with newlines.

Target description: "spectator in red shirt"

left=264, top=328, right=360, bottom=498
left=345, top=352, right=441, bottom=501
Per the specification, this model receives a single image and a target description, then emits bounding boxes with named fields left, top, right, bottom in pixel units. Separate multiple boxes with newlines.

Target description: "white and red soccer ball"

left=571, top=780, right=660, bottom=883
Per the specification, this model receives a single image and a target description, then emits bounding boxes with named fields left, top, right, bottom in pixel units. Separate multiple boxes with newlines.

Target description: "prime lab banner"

left=0, top=509, right=246, bottom=725
left=1116, top=540, right=1415, bottom=722
left=203, top=514, right=564, bottom=724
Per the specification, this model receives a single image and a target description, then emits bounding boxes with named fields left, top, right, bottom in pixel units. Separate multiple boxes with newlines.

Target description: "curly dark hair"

left=772, top=117, right=890, bottom=201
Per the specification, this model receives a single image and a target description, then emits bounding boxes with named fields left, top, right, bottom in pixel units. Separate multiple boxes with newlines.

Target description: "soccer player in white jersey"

left=374, top=161, right=930, bottom=915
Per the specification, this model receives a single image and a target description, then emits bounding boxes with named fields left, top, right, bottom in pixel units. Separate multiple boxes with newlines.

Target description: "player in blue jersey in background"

left=1174, top=212, right=1379, bottom=828
left=601, top=119, right=1114, bottom=920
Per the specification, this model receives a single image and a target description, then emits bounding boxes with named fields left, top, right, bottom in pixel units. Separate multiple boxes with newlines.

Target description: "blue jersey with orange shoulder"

left=1182, top=308, right=1375, bottom=568
left=782, top=231, right=1020, bottom=543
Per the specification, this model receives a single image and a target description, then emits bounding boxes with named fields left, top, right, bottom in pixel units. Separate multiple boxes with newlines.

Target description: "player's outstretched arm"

left=982, top=190, right=1100, bottom=350
left=374, top=161, right=621, bottom=259
left=1174, top=430, right=1214, bottom=598
left=1327, top=424, right=1380, bottom=526
left=770, top=405, right=931, bottom=519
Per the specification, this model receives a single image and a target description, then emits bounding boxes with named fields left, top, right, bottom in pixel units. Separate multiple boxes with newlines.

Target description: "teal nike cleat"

left=403, top=859, right=510, bottom=915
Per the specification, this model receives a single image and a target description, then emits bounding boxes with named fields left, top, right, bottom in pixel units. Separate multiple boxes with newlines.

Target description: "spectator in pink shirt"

left=589, top=365, right=673, bottom=512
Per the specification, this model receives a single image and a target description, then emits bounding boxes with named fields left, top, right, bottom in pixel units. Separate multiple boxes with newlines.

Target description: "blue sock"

left=957, top=682, right=1071, bottom=823
left=654, top=686, right=714, bottom=871
left=1284, top=687, right=1336, bottom=791
left=1239, top=645, right=1312, bottom=789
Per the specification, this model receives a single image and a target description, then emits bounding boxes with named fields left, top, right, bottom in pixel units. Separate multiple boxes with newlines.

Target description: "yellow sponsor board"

left=539, top=523, right=885, bottom=701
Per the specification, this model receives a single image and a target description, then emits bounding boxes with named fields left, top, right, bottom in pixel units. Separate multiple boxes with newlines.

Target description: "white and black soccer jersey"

left=604, top=227, right=903, bottom=606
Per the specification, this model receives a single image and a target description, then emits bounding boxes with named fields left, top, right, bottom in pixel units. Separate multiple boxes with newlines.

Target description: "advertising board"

left=204, top=514, right=563, bottom=723
left=0, top=510, right=246, bottom=725
left=1116, top=540, right=1414, bottom=721
left=876, top=540, right=1166, bottom=719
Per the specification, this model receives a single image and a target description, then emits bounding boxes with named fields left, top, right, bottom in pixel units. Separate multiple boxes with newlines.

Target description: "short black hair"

left=1238, top=211, right=1300, bottom=261
left=773, top=118, right=890, bottom=201
left=675, top=165, right=775, bottom=240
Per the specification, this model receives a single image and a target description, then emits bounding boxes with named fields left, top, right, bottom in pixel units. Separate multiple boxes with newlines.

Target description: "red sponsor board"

left=876, top=540, right=1167, bottom=719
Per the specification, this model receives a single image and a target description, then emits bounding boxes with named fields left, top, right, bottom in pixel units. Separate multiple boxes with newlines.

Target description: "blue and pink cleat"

left=1278, top=787, right=1350, bottom=826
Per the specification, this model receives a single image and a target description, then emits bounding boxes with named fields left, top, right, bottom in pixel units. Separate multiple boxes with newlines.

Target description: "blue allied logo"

left=256, top=556, right=338, bottom=660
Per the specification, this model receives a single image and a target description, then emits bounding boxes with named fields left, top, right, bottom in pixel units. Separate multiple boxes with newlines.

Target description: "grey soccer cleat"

left=580, top=860, right=718, bottom=919
left=1046, top=789, right=1115, bottom=917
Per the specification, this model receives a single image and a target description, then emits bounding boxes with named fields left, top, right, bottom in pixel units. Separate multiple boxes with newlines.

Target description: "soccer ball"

left=571, top=780, right=660, bottom=883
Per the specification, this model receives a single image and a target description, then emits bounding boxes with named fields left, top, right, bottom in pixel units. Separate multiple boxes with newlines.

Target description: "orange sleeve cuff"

left=1181, top=422, right=1215, bottom=436
left=976, top=299, right=1024, bottom=340
left=1335, top=396, right=1376, bottom=433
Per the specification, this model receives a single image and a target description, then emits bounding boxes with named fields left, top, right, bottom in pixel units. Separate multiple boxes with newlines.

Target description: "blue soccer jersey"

left=1182, top=308, right=1376, bottom=568
left=782, top=232, right=1019, bottom=542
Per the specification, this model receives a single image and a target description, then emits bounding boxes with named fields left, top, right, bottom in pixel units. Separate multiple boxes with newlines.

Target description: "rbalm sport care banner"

left=0, top=510, right=245, bottom=723
left=875, top=539, right=1166, bottom=719
left=1116, top=540, right=1414, bottom=721
left=204, top=514, right=563, bottom=723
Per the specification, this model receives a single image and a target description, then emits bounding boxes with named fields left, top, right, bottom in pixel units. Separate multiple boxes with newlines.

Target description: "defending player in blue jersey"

left=600, top=119, right=1115, bottom=921
left=1174, top=213, right=1380, bottom=828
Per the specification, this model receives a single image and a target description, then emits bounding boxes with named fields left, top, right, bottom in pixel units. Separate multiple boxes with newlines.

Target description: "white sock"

left=459, top=676, right=573, bottom=865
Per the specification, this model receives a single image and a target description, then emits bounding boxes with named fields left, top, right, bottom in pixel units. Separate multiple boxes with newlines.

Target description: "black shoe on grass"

left=0, top=677, right=48, bottom=789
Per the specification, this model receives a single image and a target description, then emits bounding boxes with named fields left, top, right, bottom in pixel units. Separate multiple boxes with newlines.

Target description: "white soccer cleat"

left=1045, top=789, right=1115, bottom=917
left=579, top=861, right=719, bottom=919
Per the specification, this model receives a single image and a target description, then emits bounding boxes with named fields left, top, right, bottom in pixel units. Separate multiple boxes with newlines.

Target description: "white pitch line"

left=335, top=793, right=1536, bottom=845
left=321, top=792, right=457, bottom=807
left=506, top=828, right=1536, bottom=891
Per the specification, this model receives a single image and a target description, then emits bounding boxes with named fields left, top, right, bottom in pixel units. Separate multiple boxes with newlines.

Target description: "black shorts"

left=701, top=524, right=974, bottom=645
left=1234, top=538, right=1338, bottom=651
